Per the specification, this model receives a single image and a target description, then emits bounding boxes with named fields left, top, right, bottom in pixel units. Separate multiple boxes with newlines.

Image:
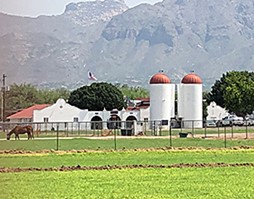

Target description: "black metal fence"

left=1, top=120, right=254, bottom=151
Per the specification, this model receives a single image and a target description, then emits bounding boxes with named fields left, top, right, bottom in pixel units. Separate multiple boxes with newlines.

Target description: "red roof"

left=182, top=73, right=202, bottom=84
left=7, top=104, right=50, bottom=119
left=150, top=73, right=171, bottom=84
left=127, top=105, right=149, bottom=111
left=135, top=98, right=150, bottom=102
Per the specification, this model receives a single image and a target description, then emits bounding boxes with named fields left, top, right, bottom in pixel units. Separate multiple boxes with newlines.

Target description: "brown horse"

left=6, top=125, right=34, bottom=140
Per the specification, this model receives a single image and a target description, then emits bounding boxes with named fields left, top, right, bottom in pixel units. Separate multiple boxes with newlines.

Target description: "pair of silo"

left=149, top=72, right=202, bottom=128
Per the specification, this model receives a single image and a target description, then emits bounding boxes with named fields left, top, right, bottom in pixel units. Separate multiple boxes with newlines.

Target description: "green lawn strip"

left=0, top=167, right=253, bottom=199
left=1, top=138, right=254, bottom=151
left=1, top=150, right=254, bottom=168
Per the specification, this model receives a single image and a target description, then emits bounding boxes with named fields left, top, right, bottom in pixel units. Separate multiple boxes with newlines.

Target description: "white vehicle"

left=221, top=115, right=244, bottom=126
left=244, top=117, right=254, bottom=126
left=204, top=120, right=217, bottom=128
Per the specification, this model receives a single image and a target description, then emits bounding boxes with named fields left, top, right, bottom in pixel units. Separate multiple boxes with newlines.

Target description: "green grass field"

left=1, top=137, right=254, bottom=151
left=0, top=149, right=254, bottom=199
left=0, top=149, right=254, bottom=168
left=1, top=167, right=253, bottom=199
left=1, top=132, right=254, bottom=199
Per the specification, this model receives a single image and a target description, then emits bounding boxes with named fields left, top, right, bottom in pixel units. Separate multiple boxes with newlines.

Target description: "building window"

left=73, top=117, right=79, bottom=122
left=43, top=117, right=49, bottom=123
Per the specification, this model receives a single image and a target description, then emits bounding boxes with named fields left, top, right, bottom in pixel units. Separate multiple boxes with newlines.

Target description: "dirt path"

left=0, top=163, right=254, bottom=173
left=0, top=145, right=254, bottom=155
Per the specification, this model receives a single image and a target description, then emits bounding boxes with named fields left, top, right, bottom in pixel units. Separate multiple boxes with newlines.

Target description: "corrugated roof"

left=7, top=104, right=50, bottom=119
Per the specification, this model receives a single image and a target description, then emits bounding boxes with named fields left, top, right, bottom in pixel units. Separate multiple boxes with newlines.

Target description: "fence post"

left=204, top=121, right=207, bottom=138
left=66, top=122, right=69, bottom=137
left=153, top=121, right=156, bottom=136
left=78, top=122, right=80, bottom=137
left=56, top=124, right=59, bottom=151
left=180, top=120, right=183, bottom=133
left=169, top=120, right=172, bottom=147
left=85, top=122, right=88, bottom=136
left=192, top=120, right=194, bottom=138
left=246, top=123, right=248, bottom=139
left=218, top=126, right=220, bottom=138
left=224, top=126, right=227, bottom=148
left=114, top=127, right=117, bottom=150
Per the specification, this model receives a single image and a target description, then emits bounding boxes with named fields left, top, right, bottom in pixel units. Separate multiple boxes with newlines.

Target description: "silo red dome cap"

left=150, top=72, right=171, bottom=84
left=181, top=73, right=202, bottom=84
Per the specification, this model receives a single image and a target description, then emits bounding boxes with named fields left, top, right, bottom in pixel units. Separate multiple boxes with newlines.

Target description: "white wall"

left=150, top=84, right=175, bottom=122
left=33, top=98, right=149, bottom=131
left=178, top=84, right=203, bottom=128
left=139, top=107, right=150, bottom=121
left=207, top=101, right=228, bottom=121
left=33, top=99, right=85, bottom=131
left=8, top=118, right=31, bottom=124
left=33, top=99, right=83, bottom=123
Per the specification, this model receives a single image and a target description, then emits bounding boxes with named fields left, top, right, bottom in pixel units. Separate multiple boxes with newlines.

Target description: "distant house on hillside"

left=7, top=104, right=50, bottom=123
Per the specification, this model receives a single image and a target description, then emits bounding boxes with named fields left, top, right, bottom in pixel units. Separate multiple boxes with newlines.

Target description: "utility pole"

left=2, top=74, right=7, bottom=124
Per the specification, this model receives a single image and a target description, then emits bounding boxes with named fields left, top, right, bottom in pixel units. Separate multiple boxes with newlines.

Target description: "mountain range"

left=1, top=0, right=254, bottom=89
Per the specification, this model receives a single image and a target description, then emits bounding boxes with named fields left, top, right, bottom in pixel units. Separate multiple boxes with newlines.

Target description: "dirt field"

left=1, top=162, right=254, bottom=173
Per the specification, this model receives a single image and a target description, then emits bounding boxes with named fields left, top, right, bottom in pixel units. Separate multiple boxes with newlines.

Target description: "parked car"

left=220, top=115, right=244, bottom=126
left=204, top=120, right=217, bottom=128
left=244, top=117, right=254, bottom=126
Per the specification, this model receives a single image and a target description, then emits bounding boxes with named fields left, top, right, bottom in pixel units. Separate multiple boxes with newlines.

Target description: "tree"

left=203, top=91, right=209, bottom=120
left=5, top=83, right=70, bottom=114
left=208, top=71, right=254, bottom=117
left=116, top=84, right=149, bottom=99
left=68, top=82, right=126, bottom=111
left=6, top=83, right=39, bottom=110
left=37, top=88, right=70, bottom=104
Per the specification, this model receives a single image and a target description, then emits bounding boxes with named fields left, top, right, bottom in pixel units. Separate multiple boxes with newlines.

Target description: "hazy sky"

left=0, top=0, right=162, bottom=17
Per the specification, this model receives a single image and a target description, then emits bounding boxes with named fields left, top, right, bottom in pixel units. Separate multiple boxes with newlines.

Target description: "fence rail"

left=1, top=120, right=254, bottom=137
left=1, top=120, right=254, bottom=151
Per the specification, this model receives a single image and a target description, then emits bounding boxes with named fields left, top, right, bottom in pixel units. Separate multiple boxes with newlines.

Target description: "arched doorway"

left=91, top=116, right=103, bottom=130
left=107, top=115, right=121, bottom=129
left=126, top=116, right=137, bottom=129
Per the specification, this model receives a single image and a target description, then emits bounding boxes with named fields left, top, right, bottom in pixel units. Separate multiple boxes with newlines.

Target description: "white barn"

left=33, top=98, right=150, bottom=133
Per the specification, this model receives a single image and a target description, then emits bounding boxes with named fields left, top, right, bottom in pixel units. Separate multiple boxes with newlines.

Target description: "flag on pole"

left=88, top=71, right=97, bottom=81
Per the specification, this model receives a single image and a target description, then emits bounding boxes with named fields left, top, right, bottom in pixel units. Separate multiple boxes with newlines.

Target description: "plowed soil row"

left=1, top=163, right=254, bottom=173
left=1, top=146, right=254, bottom=155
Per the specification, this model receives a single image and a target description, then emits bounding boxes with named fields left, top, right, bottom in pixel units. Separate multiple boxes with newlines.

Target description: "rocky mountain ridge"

left=63, top=0, right=128, bottom=27
left=1, top=0, right=254, bottom=89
